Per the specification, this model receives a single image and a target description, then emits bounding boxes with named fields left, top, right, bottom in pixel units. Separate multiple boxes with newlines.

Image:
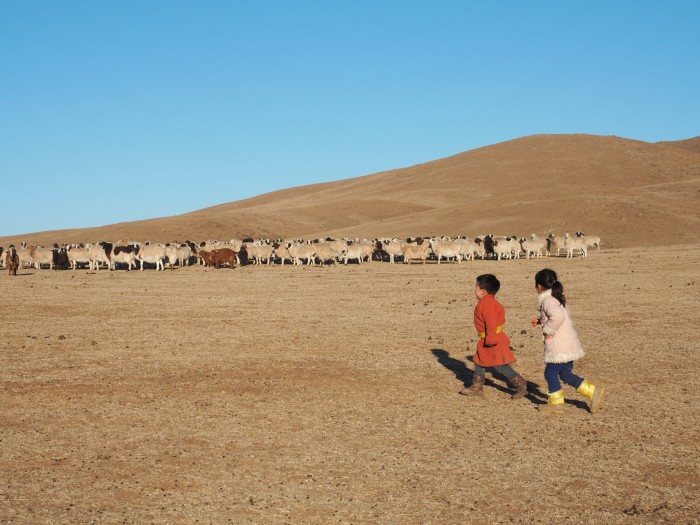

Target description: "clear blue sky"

left=2, top=1, right=698, bottom=236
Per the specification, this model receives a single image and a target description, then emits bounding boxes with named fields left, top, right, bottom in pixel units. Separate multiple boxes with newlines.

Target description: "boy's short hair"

left=476, top=274, right=500, bottom=295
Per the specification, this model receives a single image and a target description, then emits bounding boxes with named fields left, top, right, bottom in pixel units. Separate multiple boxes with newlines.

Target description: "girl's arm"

left=542, top=298, right=565, bottom=336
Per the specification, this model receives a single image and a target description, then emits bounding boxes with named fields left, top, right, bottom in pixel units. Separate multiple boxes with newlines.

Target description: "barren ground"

left=1, top=245, right=699, bottom=524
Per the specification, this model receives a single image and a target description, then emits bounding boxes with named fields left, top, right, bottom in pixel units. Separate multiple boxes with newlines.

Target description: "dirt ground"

left=1, top=245, right=698, bottom=524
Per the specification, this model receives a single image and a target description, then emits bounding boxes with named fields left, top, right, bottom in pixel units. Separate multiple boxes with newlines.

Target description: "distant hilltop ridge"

left=2, top=134, right=699, bottom=248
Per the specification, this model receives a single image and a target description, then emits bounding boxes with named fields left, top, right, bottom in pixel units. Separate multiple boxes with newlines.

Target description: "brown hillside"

left=2, top=134, right=699, bottom=248
left=657, top=136, right=700, bottom=154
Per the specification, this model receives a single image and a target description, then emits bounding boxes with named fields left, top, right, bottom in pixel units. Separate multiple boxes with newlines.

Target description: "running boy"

left=460, top=274, right=528, bottom=399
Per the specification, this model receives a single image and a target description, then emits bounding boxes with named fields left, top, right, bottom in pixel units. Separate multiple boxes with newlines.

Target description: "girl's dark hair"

left=535, top=268, right=566, bottom=306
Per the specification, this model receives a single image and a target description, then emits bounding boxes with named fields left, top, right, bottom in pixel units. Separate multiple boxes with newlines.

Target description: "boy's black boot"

left=509, top=374, right=528, bottom=400
left=459, top=374, right=484, bottom=396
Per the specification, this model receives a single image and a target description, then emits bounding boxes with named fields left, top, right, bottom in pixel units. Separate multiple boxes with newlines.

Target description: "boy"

left=460, top=274, right=528, bottom=399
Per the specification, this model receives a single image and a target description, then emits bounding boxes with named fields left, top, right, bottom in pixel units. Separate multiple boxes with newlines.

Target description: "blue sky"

left=1, top=1, right=698, bottom=236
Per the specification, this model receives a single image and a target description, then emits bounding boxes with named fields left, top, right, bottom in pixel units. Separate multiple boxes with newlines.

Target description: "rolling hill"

left=3, top=134, right=699, bottom=248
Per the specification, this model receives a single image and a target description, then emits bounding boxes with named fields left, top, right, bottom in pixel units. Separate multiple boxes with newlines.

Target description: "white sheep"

left=520, top=234, right=546, bottom=259
left=429, top=238, right=461, bottom=264
left=272, top=242, right=293, bottom=265
left=576, top=231, right=601, bottom=250
left=380, top=239, right=404, bottom=263
left=563, top=233, right=588, bottom=258
left=314, top=243, right=341, bottom=265
left=491, top=239, right=513, bottom=261
left=454, top=237, right=478, bottom=261
left=287, top=242, right=316, bottom=266
left=546, top=233, right=563, bottom=257
left=247, top=241, right=275, bottom=265
left=401, top=239, right=432, bottom=264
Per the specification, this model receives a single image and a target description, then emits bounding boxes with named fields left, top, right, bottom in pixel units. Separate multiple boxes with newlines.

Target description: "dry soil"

left=1, top=245, right=699, bottom=524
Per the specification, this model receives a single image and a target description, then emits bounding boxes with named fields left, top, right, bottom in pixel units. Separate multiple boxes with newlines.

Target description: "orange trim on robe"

left=473, top=294, right=515, bottom=367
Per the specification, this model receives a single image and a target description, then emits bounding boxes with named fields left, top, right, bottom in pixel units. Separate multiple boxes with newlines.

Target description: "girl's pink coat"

left=538, top=290, right=585, bottom=364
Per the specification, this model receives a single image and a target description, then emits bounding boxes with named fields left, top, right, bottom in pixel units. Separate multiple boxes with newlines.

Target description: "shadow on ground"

left=429, top=348, right=592, bottom=408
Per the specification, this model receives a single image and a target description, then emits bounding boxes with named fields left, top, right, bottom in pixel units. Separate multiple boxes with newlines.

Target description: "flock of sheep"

left=2, top=232, right=601, bottom=272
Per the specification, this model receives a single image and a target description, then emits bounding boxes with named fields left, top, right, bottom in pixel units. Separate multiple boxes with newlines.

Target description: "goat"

left=6, top=245, right=20, bottom=276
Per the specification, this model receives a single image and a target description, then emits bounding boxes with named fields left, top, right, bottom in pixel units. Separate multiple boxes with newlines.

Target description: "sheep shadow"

left=431, top=348, right=551, bottom=403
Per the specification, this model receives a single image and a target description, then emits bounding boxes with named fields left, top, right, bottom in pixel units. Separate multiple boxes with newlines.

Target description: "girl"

left=531, top=269, right=605, bottom=413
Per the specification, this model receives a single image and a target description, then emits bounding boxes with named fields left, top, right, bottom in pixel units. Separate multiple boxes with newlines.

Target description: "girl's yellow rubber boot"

left=577, top=380, right=605, bottom=413
left=537, top=390, right=565, bottom=413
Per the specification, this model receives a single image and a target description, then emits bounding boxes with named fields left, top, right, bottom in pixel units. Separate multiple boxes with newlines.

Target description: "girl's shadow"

left=430, top=348, right=550, bottom=402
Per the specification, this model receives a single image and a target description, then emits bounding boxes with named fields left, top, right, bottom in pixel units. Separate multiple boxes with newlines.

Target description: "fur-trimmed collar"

left=538, top=288, right=552, bottom=307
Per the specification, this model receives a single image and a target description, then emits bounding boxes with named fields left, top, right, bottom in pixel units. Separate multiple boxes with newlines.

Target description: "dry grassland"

left=1, top=245, right=699, bottom=524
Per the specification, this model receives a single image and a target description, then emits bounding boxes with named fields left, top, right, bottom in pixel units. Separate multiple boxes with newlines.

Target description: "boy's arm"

left=483, top=301, right=501, bottom=347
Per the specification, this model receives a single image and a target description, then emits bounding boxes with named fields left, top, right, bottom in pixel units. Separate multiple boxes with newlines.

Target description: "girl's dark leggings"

left=474, top=363, right=517, bottom=380
left=544, top=361, right=584, bottom=393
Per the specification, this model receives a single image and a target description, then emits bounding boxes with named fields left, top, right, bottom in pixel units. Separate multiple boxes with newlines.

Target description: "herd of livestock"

left=2, top=232, right=601, bottom=273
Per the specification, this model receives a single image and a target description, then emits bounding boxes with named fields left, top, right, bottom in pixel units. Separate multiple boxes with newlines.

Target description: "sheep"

left=17, top=243, right=34, bottom=269
left=546, top=233, right=563, bottom=257
left=323, top=238, right=350, bottom=255
left=449, top=237, right=475, bottom=261
left=358, top=240, right=375, bottom=263
left=341, top=240, right=374, bottom=264
left=164, top=243, right=182, bottom=268
left=271, top=242, right=292, bottom=265
left=576, top=231, right=601, bottom=250
left=491, top=236, right=521, bottom=260
left=29, top=245, right=56, bottom=270
left=247, top=241, right=275, bottom=265
left=378, top=239, right=404, bottom=263
left=340, top=242, right=365, bottom=264
left=345, top=239, right=376, bottom=262
left=111, top=244, right=139, bottom=270
left=429, top=238, right=461, bottom=264
left=88, top=242, right=113, bottom=270
left=401, top=239, right=432, bottom=264
left=563, top=233, right=588, bottom=258
left=455, top=238, right=479, bottom=261
left=287, top=242, right=316, bottom=266
left=473, top=237, right=487, bottom=259
left=505, top=236, right=523, bottom=259
left=176, top=243, right=194, bottom=266
left=137, top=243, right=167, bottom=270
left=520, top=234, right=546, bottom=259
left=491, top=239, right=513, bottom=261
left=67, top=245, right=91, bottom=270
left=314, top=243, right=341, bottom=265
left=9, top=230, right=601, bottom=271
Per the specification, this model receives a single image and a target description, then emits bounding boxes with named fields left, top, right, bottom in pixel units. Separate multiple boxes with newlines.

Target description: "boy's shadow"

left=431, top=348, right=552, bottom=403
